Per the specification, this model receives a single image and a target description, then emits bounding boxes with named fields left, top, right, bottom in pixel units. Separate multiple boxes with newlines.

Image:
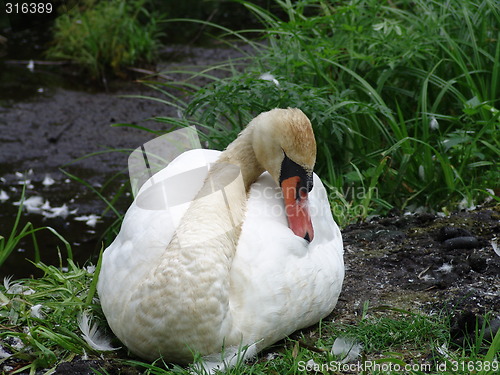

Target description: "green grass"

left=137, top=0, right=499, bottom=226
left=46, top=0, right=164, bottom=79
left=0, top=261, right=102, bottom=373
left=1, top=273, right=498, bottom=375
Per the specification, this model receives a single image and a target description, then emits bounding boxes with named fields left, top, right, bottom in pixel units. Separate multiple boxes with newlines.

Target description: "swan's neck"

left=173, top=123, right=264, bottom=254
left=139, top=125, right=264, bottom=357
left=216, top=124, right=265, bottom=190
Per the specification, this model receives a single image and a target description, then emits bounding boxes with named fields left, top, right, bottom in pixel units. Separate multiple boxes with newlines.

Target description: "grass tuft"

left=0, top=261, right=105, bottom=372
left=46, top=0, right=164, bottom=79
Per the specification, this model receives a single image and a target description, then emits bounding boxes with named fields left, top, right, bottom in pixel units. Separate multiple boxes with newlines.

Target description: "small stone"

left=443, top=236, right=479, bottom=250
left=468, top=253, right=487, bottom=273
left=436, top=226, right=472, bottom=241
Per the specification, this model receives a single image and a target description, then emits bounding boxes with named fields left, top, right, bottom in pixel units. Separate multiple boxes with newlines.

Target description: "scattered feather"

left=14, top=196, right=75, bottom=219
left=74, top=214, right=100, bottom=227
left=437, top=263, right=453, bottom=273
left=331, top=337, right=362, bottom=363
left=192, top=343, right=257, bottom=375
left=436, top=342, right=450, bottom=358
left=7, top=283, right=35, bottom=295
left=30, top=304, right=44, bottom=319
left=41, top=200, right=51, bottom=211
left=421, top=274, right=433, bottom=281
left=3, top=276, right=13, bottom=290
left=17, top=179, right=34, bottom=189
left=429, top=116, right=439, bottom=130
left=418, top=165, right=425, bottom=181
left=42, top=175, right=55, bottom=186
left=265, top=352, right=279, bottom=360
left=458, top=197, right=476, bottom=211
left=0, top=345, right=11, bottom=359
left=0, top=190, right=9, bottom=202
left=85, top=265, right=96, bottom=274
left=259, top=72, right=280, bottom=86
left=4, top=276, right=34, bottom=295
left=14, top=196, right=44, bottom=213
left=27, top=60, right=35, bottom=72
left=78, top=312, right=119, bottom=351
left=484, top=188, right=494, bottom=203
left=42, top=203, right=69, bottom=219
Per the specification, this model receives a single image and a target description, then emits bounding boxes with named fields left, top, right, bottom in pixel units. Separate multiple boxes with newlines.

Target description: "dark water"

left=0, top=20, right=250, bottom=278
left=0, top=25, right=163, bottom=278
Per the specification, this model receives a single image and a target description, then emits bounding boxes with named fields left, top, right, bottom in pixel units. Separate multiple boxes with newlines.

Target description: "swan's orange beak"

left=281, top=176, right=314, bottom=242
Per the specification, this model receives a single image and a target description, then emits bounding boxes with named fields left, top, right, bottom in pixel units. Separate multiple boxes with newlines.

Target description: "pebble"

left=436, top=226, right=472, bottom=241
left=443, top=236, right=479, bottom=250
left=468, top=253, right=487, bottom=273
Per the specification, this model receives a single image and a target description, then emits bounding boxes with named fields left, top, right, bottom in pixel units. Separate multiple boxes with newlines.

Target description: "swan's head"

left=251, top=108, right=316, bottom=242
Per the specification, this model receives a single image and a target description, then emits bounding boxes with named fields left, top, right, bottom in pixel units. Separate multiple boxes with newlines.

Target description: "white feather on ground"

left=3, top=276, right=35, bottom=296
left=331, top=337, right=363, bottom=363
left=30, top=304, right=44, bottom=319
left=0, top=190, right=9, bottom=202
left=77, top=312, right=119, bottom=352
left=74, top=214, right=100, bottom=227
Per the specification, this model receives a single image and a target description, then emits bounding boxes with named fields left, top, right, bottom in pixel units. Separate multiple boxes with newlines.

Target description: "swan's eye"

left=279, top=153, right=313, bottom=194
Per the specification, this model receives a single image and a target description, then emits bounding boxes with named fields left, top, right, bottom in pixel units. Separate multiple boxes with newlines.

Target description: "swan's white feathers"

left=229, top=173, right=343, bottom=349
left=97, top=109, right=344, bottom=366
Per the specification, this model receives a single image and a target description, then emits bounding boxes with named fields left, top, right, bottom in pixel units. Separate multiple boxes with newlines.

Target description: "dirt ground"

left=339, top=207, right=499, bottom=318
left=0, top=45, right=498, bottom=374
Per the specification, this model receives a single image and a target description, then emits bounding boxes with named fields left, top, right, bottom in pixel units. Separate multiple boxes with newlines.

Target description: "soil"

left=0, top=44, right=498, bottom=374
left=339, top=207, right=499, bottom=319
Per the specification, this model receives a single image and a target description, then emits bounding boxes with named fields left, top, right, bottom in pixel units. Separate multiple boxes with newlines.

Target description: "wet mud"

left=339, top=207, right=499, bottom=317
left=0, top=44, right=250, bottom=278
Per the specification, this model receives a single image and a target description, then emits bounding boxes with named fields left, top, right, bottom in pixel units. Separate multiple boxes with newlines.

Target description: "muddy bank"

left=339, top=207, right=499, bottom=317
left=0, top=84, right=165, bottom=277
left=0, top=44, right=252, bottom=278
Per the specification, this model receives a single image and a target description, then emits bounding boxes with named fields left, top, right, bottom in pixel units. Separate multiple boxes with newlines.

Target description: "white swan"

left=97, top=108, right=344, bottom=367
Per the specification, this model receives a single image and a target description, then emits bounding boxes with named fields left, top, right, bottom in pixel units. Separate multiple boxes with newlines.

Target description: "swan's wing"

left=229, top=173, right=344, bottom=347
left=98, top=149, right=221, bottom=329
